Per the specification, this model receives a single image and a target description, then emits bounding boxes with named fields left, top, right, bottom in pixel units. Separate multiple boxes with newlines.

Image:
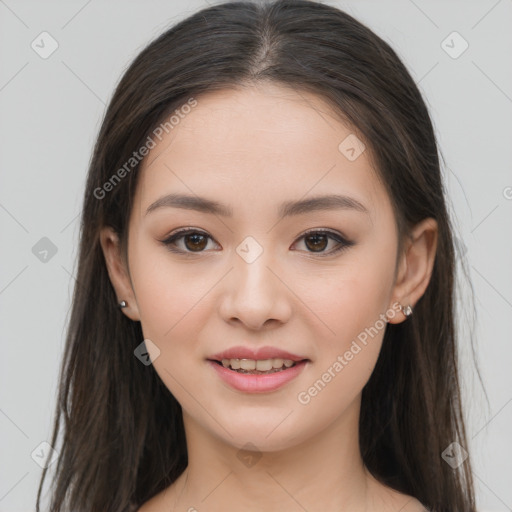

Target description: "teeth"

left=240, top=359, right=256, bottom=371
left=272, top=358, right=284, bottom=368
left=220, top=358, right=297, bottom=372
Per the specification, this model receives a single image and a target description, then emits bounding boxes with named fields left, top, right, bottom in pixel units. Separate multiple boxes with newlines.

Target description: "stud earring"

left=400, top=303, right=413, bottom=317
left=119, top=300, right=128, bottom=309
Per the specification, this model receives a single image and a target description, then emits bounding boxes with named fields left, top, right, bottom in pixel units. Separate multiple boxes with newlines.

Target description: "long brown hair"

left=36, top=1, right=478, bottom=510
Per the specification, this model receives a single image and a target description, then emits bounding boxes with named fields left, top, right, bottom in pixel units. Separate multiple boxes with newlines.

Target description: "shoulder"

left=368, top=475, right=428, bottom=512
left=399, top=497, right=430, bottom=511
left=135, top=486, right=175, bottom=512
left=135, top=497, right=158, bottom=512
left=383, top=488, right=429, bottom=511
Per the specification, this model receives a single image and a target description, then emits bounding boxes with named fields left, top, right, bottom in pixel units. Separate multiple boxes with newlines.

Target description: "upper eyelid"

left=162, top=227, right=350, bottom=250
left=164, top=227, right=344, bottom=241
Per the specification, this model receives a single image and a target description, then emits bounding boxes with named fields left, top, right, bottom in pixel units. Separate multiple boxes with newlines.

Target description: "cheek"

left=128, top=243, right=223, bottom=408
left=302, top=249, right=395, bottom=352
left=293, top=284, right=388, bottom=438
left=294, top=240, right=396, bottom=401
left=131, top=241, right=207, bottom=338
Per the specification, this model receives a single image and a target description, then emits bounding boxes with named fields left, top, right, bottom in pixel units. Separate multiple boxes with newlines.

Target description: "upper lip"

left=208, top=346, right=309, bottom=362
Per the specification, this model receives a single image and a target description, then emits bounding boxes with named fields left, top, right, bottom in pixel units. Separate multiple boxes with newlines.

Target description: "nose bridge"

left=220, top=234, right=290, bottom=328
left=233, top=234, right=277, bottom=299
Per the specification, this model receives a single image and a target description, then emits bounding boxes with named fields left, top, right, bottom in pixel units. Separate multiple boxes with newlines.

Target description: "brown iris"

left=304, top=233, right=328, bottom=252
left=184, top=233, right=208, bottom=251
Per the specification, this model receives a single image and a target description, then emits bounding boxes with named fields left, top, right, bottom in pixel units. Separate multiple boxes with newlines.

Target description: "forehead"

left=146, top=83, right=355, bottom=165
left=133, top=83, right=389, bottom=224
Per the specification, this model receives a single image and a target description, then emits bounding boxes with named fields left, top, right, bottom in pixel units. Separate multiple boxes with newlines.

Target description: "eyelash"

left=160, top=228, right=355, bottom=257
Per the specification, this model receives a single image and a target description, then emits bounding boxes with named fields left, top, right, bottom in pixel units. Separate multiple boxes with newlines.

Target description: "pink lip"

left=207, top=359, right=309, bottom=393
left=208, top=345, right=309, bottom=362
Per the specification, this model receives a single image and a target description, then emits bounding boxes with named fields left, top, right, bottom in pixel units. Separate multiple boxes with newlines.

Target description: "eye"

left=291, top=229, right=354, bottom=256
left=160, top=228, right=219, bottom=254
left=160, top=228, right=354, bottom=256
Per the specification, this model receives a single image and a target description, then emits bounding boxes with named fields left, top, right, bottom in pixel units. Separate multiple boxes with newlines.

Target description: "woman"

left=36, top=1, right=477, bottom=510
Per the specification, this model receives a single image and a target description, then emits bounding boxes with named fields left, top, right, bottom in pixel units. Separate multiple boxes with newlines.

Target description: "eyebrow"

left=145, top=193, right=369, bottom=218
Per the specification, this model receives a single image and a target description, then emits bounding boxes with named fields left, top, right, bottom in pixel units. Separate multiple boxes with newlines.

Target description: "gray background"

left=1, top=0, right=511, bottom=510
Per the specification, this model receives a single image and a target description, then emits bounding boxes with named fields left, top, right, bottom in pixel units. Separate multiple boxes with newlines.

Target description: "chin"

left=206, top=415, right=312, bottom=453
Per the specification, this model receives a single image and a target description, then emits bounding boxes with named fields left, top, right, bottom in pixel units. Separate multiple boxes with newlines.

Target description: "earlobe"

left=99, top=226, right=141, bottom=322
left=387, top=217, right=438, bottom=324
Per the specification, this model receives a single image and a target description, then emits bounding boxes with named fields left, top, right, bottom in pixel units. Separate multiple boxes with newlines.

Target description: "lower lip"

left=207, top=360, right=309, bottom=393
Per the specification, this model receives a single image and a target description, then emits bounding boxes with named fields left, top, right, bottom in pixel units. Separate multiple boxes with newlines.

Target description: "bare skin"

left=139, top=466, right=428, bottom=512
left=100, top=82, right=437, bottom=512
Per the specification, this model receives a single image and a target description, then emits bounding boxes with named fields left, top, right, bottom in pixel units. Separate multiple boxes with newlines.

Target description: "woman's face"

left=105, top=83, right=417, bottom=451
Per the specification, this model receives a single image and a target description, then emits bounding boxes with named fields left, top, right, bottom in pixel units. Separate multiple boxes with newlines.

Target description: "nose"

left=218, top=248, right=292, bottom=331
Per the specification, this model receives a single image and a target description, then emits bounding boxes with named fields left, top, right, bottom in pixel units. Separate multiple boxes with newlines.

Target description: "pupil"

left=306, top=234, right=327, bottom=252
left=184, top=233, right=328, bottom=252
left=185, top=233, right=207, bottom=251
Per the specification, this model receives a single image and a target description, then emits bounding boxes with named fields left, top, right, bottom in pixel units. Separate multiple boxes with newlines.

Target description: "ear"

left=99, top=226, right=141, bottom=322
left=387, top=217, right=438, bottom=324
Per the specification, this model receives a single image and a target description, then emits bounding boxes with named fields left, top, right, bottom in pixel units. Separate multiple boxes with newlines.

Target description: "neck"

left=172, top=396, right=375, bottom=511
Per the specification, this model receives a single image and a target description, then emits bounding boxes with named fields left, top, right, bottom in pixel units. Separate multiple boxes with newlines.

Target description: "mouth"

left=206, top=348, right=311, bottom=392
left=206, top=357, right=310, bottom=393
left=207, top=357, right=310, bottom=375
